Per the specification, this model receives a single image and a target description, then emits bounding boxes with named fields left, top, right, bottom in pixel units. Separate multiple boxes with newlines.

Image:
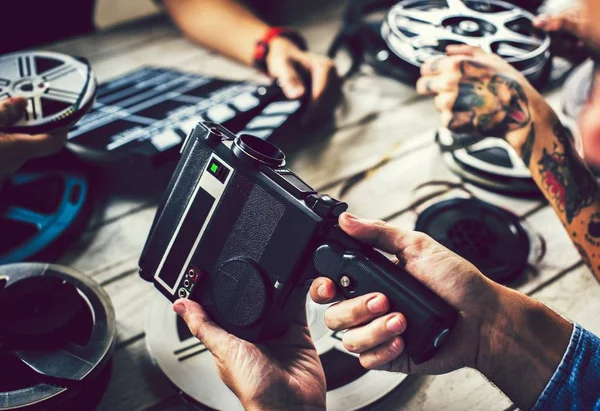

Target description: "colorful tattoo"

left=449, top=61, right=531, bottom=136
left=538, top=123, right=597, bottom=224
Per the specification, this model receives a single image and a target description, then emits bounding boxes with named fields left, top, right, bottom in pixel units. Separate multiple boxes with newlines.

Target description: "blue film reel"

left=0, top=171, right=89, bottom=264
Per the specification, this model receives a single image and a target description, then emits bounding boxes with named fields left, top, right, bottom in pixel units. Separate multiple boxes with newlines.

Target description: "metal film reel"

left=0, top=263, right=116, bottom=410
left=0, top=51, right=96, bottom=134
left=381, top=0, right=551, bottom=85
left=437, top=127, right=539, bottom=194
left=145, top=293, right=407, bottom=410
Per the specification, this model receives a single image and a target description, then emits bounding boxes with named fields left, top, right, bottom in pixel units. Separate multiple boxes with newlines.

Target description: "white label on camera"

left=154, top=153, right=233, bottom=294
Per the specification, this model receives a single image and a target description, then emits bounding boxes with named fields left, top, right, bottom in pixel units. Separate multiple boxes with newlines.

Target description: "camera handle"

left=313, top=241, right=457, bottom=364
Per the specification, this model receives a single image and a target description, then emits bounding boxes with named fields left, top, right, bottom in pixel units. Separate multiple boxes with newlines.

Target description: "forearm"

left=162, top=0, right=269, bottom=65
left=478, top=286, right=572, bottom=410
left=511, top=101, right=600, bottom=281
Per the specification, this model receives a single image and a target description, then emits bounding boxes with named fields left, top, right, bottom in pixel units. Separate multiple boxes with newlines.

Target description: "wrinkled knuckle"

left=342, top=334, right=357, bottom=353
left=324, top=313, right=341, bottom=330
left=359, top=354, right=376, bottom=370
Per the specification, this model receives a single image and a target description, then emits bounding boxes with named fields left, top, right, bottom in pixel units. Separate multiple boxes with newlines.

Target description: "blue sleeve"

left=532, top=324, right=600, bottom=411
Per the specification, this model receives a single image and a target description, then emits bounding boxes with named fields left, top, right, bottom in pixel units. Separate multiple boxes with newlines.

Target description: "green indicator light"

left=210, top=163, right=219, bottom=173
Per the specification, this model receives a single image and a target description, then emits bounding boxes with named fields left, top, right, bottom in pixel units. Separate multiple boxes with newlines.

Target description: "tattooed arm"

left=417, top=44, right=600, bottom=281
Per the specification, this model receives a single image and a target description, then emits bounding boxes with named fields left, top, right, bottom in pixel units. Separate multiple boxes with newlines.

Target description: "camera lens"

left=232, top=134, right=285, bottom=167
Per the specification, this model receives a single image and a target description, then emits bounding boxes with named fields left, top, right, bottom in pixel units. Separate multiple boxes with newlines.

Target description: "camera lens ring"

left=232, top=134, right=286, bottom=167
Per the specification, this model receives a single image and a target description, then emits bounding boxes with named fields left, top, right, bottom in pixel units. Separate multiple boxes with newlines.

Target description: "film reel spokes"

left=0, top=51, right=96, bottom=134
left=381, top=0, right=550, bottom=85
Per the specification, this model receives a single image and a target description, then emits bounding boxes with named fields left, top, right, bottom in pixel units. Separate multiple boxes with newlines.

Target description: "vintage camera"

left=139, top=122, right=457, bottom=364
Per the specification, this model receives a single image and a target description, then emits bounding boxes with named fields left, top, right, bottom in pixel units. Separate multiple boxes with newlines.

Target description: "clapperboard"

left=68, top=67, right=303, bottom=163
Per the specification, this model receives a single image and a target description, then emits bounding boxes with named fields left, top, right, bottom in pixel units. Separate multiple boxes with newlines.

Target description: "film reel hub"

left=0, top=51, right=97, bottom=135
left=383, top=0, right=550, bottom=72
left=0, top=263, right=115, bottom=410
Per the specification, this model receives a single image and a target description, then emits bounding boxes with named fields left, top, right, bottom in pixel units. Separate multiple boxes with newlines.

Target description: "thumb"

left=338, top=213, right=413, bottom=255
left=0, top=97, right=27, bottom=126
left=445, top=44, right=485, bottom=57
left=271, top=58, right=306, bottom=99
left=173, top=299, right=233, bottom=358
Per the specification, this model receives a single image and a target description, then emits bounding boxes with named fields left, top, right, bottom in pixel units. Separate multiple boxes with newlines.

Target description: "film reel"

left=415, top=198, right=530, bottom=284
left=0, top=51, right=96, bottom=134
left=0, top=263, right=116, bottom=410
left=145, top=293, right=407, bottom=410
left=436, top=127, right=539, bottom=194
left=382, top=0, right=551, bottom=86
left=562, top=59, right=595, bottom=123
left=0, top=169, right=91, bottom=264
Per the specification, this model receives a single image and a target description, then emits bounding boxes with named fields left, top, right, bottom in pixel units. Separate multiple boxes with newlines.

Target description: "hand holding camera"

left=139, top=122, right=457, bottom=363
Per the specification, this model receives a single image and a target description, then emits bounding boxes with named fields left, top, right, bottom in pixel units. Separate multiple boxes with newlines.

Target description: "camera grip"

left=313, top=243, right=457, bottom=364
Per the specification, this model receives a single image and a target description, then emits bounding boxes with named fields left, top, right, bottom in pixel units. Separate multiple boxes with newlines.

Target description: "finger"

left=445, top=44, right=485, bottom=57
left=310, top=59, right=337, bottom=103
left=324, top=292, right=389, bottom=331
left=416, top=75, right=459, bottom=95
left=533, top=14, right=551, bottom=30
left=342, top=312, right=407, bottom=354
left=19, top=133, right=68, bottom=158
left=359, top=336, right=405, bottom=370
left=0, top=97, right=27, bottom=126
left=174, top=299, right=232, bottom=358
left=440, top=110, right=454, bottom=128
left=434, top=92, right=457, bottom=112
left=309, top=277, right=337, bottom=304
left=272, top=59, right=306, bottom=99
left=338, top=212, right=413, bottom=254
left=420, top=56, right=446, bottom=76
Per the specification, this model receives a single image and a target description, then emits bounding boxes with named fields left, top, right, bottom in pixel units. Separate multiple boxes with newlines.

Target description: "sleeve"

left=532, top=324, right=600, bottom=411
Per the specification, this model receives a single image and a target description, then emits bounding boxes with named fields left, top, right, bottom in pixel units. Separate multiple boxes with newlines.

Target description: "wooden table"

left=45, top=1, right=600, bottom=409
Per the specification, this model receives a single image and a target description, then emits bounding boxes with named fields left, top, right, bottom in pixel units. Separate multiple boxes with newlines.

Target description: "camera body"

left=139, top=122, right=457, bottom=363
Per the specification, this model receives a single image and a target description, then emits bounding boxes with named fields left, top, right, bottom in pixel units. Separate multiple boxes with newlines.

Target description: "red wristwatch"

left=253, top=27, right=307, bottom=74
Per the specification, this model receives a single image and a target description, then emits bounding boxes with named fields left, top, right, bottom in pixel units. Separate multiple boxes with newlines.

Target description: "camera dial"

left=232, top=134, right=286, bottom=167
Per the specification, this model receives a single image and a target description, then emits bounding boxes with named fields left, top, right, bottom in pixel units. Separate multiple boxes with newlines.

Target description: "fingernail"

left=391, top=337, right=403, bottom=352
left=173, top=302, right=186, bottom=316
left=386, top=316, right=405, bottom=333
left=286, top=86, right=305, bottom=99
left=318, top=283, right=329, bottom=298
left=367, top=296, right=386, bottom=314
left=534, top=15, right=548, bottom=26
left=344, top=213, right=357, bottom=221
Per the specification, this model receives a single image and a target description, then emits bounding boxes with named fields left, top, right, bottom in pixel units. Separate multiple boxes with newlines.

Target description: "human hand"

left=416, top=44, right=552, bottom=150
left=309, top=213, right=499, bottom=375
left=533, top=6, right=589, bottom=41
left=266, top=38, right=341, bottom=123
left=0, top=97, right=68, bottom=181
left=309, top=214, right=573, bottom=410
left=173, top=296, right=326, bottom=410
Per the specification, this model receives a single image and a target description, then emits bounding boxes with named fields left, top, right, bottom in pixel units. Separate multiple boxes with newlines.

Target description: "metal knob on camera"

left=232, top=134, right=286, bottom=167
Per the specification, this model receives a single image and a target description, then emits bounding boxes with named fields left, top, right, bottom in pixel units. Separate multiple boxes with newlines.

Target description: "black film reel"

left=415, top=198, right=530, bottom=284
left=0, top=263, right=116, bottom=410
